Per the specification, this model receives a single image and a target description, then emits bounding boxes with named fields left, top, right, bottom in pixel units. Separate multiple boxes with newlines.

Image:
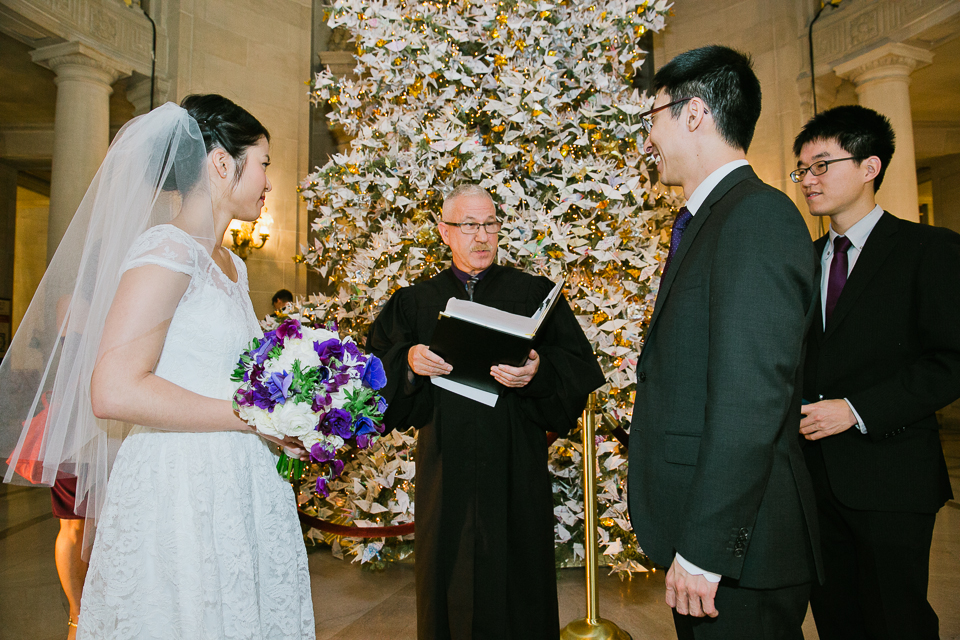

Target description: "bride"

left=1, top=96, right=315, bottom=639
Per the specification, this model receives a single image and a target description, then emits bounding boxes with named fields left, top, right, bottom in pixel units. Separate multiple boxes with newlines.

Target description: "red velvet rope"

left=297, top=509, right=415, bottom=538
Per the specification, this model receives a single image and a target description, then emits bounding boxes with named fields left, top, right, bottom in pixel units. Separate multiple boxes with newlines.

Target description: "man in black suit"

left=627, top=45, right=822, bottom=640
left=794, top=105, right=960, bottom=640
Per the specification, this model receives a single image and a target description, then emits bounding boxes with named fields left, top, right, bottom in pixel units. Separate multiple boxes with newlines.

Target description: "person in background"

left=272, top=289, right=293, bottom=312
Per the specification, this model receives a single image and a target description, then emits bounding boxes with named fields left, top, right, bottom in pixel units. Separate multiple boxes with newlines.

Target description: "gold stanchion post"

left=560, top=393, right=632, bottom=640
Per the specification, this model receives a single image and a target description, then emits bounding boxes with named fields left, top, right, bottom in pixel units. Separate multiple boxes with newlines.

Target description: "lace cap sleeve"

left=121, top=225, right=199, bottom=276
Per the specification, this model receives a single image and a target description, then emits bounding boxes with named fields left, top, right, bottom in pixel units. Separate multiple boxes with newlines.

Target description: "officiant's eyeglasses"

left=639, top=97, right=693, bottom=133
left=441, top=220, right=502, bottom=235
left=790, top=157, right=859, bottom=183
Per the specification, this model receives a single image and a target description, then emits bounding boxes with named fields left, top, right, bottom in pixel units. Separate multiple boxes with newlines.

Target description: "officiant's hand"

left=491, top=349, right=540, bottom=388
left=408, top=344, right=453, bottom=377
left=666, top=557, right=719, bottom=618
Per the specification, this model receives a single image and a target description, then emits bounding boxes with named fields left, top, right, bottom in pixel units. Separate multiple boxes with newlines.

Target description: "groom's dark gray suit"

left=628, top=166, right=823, bottom=609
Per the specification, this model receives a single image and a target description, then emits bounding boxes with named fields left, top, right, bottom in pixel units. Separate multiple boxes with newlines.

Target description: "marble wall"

left=651, top=0, right=819, bottom=234
left=12, top=187, right=49, bottom=337
left=161, top=0, right=314, bottom=319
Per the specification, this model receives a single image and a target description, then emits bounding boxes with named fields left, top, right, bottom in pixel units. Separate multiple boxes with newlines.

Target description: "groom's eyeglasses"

left=638, top=97, right=694, bottom=133
left=441, top=220, right=502, bottom=235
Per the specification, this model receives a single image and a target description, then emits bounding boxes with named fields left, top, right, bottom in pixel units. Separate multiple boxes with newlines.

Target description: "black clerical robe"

left=368, top=265, right=605, bottom=640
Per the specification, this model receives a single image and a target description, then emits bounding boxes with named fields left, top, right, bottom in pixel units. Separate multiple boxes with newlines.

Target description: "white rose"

left=239, top=406, right=282, bottom=438
left=328, top=377, right=362, bottom=409
left=322, top=433, right=345, bottom=450
left=300, top=431, right=322, bottom=450
left=272, top=338, right=322, bottom=373
left=303, top=326, right=339, bottom=343
left=273, top=400, right=321, bottom=438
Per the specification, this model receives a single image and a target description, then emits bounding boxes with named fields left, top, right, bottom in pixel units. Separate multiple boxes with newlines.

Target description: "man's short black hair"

left=653, top=45, right=762, bottom=152
left=272, top=289, right=293, bottom=304
left=793, top=105, right=896, bottom=192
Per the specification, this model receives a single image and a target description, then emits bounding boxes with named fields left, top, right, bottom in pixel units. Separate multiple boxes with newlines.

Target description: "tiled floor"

left=2, top=413, right=959, bottom=640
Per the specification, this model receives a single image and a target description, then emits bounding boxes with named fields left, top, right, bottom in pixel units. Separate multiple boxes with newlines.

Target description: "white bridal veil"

left=1, top=103, right=216, bottom=549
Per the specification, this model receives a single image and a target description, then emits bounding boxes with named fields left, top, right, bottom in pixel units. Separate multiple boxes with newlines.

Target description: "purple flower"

left=356, top=434, right=372, bottom=449
left=316, top=476, right=329, bottom=497
left=310, top=442, right=336, bottom=463
left=314, top=338, right=344, bottom=364
left=330, top=459, right=345, bottom=478
left=251, top=334, right=277, bottom=365
left=320, top=408, right=353, bottom=439
left=264, top=371, right=293, bottom=406
left=243, top=380, right=275, bottom=410
left=311, top=393, right=331, bottom=413
left=276, top=318, right=302, bottom=341
left=361, top=356, right=387, bottom=391
left=343, top=341, right=362, bottom=359
left=376, top=396, right=388, bottom=414
left=327, top=371, right=352, bottom=391
left=354, top=415, right=378, bottom=437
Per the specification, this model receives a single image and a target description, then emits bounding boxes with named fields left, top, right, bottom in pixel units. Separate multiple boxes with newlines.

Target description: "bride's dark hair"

left=180, top=94, right=270, bottom=184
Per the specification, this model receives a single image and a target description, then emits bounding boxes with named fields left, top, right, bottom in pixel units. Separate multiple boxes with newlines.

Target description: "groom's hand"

left=666, top=557, right=720, bottom=618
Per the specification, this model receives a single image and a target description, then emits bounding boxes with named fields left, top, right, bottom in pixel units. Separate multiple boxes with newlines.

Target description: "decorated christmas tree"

left=291, top=0, right=679, bottom=573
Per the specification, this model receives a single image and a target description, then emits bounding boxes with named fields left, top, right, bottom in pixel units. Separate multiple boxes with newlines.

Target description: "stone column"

left=835, top=43, right=933, bottom=223
left=126, top=75, right=172, bottom=117
left=0, top=166, right=17, bottom=353
left=31, top=42, right=129, bottom=261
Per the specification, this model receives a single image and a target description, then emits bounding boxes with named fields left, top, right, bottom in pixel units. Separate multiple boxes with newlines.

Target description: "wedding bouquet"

left=231, top=318, right=388, bottom=496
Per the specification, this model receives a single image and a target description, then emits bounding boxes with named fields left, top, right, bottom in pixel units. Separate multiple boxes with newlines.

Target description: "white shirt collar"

left=685, top=159, right=750, bottom=215
left=827, top=205, right=884, bottom=251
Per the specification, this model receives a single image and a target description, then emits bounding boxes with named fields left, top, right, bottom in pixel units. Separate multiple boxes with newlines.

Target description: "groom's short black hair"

left=793, top=105, right=896, bottom=192
left=653, top=45, right=762, bottom=153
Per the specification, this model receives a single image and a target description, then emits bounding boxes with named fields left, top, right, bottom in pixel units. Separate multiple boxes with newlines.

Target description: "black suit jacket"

left=628, top=166, right=823, bottom=589
left=803, top=212, right=960, bottom=513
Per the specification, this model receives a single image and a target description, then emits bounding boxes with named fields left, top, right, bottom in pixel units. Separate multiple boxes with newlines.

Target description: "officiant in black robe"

left=367, top=184, right=605, bottom=640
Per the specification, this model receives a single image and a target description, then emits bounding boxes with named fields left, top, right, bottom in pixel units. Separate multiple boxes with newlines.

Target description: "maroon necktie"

left=662, top=206, right=693, bottom=277
left=825, top=235, right=852, bottom=324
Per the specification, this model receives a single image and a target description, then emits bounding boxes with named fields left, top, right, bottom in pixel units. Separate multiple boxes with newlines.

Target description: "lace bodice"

left=122, top=224, right=261, bottom=400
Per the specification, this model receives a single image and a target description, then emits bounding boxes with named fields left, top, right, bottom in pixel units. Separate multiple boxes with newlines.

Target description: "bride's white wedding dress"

left=78, top=225, right=315, bottom=640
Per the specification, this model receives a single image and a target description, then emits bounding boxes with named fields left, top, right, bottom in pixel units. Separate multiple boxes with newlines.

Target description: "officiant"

left=368, top=183, right=604, bottom=640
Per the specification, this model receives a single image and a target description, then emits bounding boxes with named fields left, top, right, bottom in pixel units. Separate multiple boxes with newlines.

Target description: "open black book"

left=428, top=279, right=564, bottom=406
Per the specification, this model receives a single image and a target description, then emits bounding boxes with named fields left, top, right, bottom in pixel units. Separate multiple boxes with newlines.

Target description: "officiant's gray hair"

left=442, top=184, right=495, bottom=220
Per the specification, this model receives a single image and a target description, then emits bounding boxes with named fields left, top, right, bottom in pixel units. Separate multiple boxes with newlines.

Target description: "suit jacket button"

left=734, top=549, right=744, bottom=558
left=638, top=372, right=647, bottom=383
left=738, top=528, right=748, bottom=536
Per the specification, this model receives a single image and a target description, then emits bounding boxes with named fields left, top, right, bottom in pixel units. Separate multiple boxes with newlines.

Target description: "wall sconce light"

left=228, top=211, right=273, bottom=260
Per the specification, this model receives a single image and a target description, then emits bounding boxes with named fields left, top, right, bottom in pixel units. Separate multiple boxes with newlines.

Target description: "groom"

left=627, top=45, right=822, bottom=639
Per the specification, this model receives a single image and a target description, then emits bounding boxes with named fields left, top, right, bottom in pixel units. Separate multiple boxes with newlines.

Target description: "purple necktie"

left=662, top=206, right=693, bottom=277
left=825, top=235, right=852, bottom=324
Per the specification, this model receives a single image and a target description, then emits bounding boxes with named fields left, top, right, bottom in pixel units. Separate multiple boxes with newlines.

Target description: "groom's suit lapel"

left=644, top=166, right=757, bottom=346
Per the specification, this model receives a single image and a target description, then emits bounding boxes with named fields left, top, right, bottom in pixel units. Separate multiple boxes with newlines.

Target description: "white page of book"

left=431, top=375, right=499, bottom=407
left=442, top=279, right=563, bottom=338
